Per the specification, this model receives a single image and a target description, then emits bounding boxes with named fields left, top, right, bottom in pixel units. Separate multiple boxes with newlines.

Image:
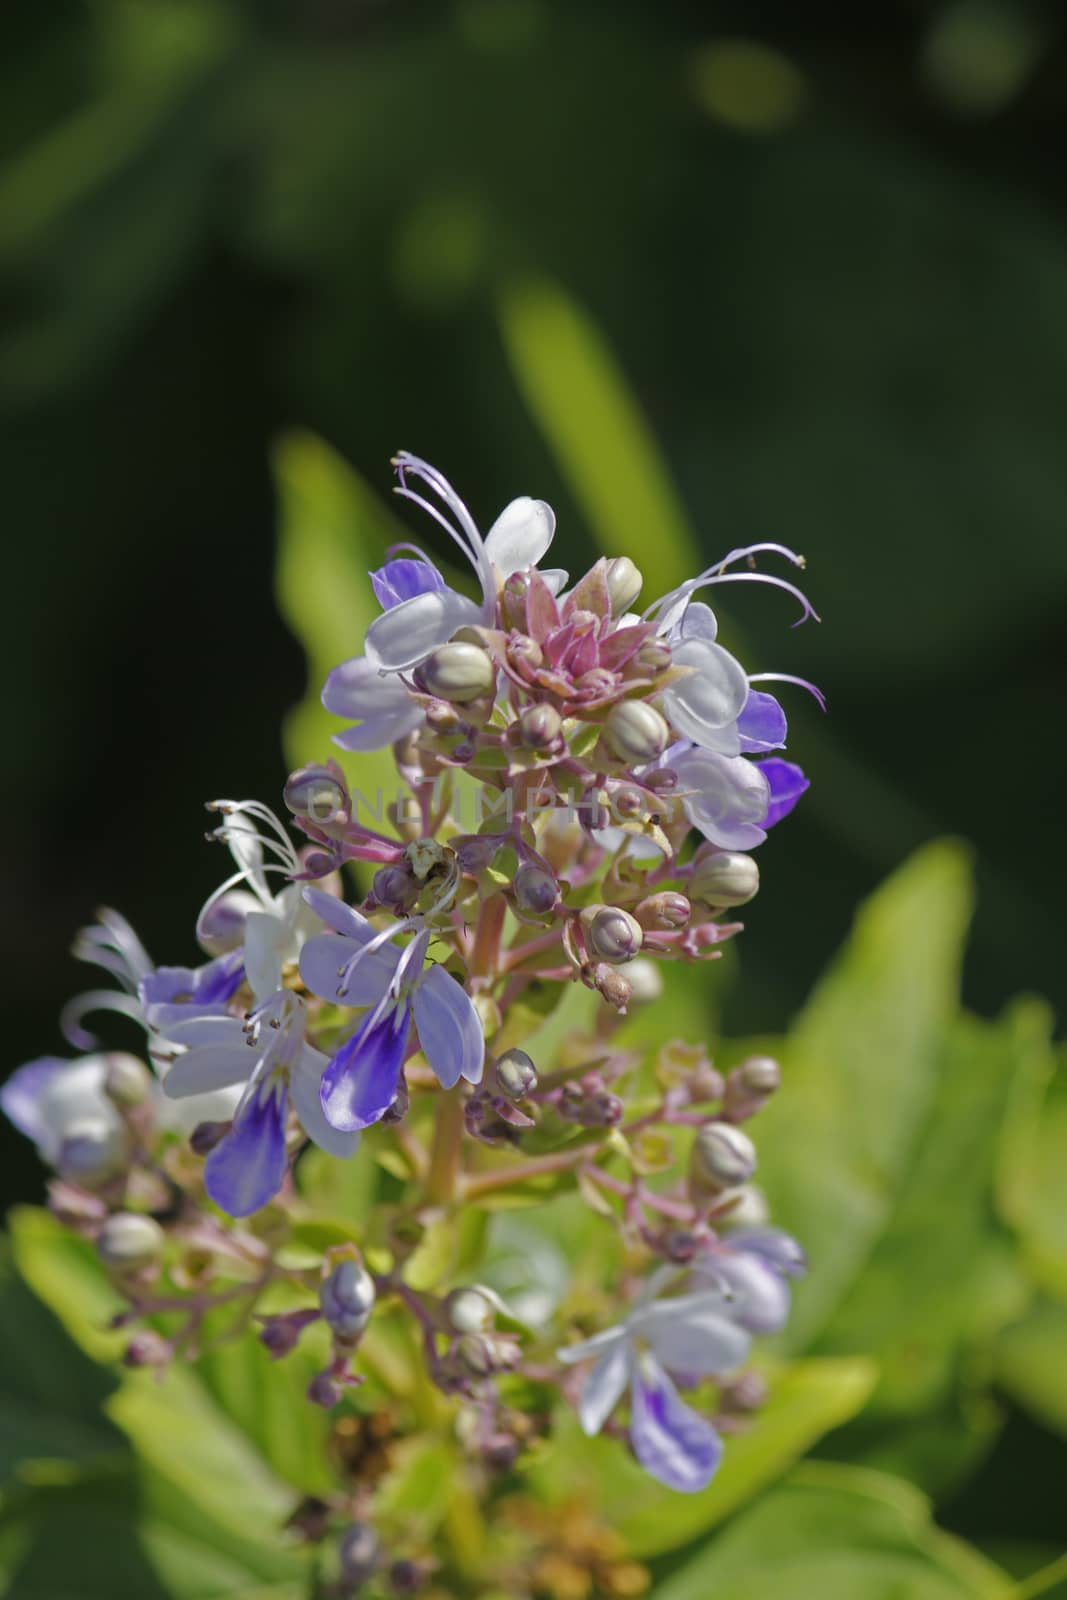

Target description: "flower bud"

left=495, top=1048, right=538, bottom=1100
left=320, top=1260, right=376, bottom=1341
left=690, top=851, right=760, bottom=909
left=502, top=571, right=530, bottom=630
left=338, top=1522, right=379, bottom=1587
left=633, top=639, right=672, bottom=675
left=284, top=763, right=349, bottom=826
left=446, top=1286, right=497, bottom=1334
left=625, top=958, right=663, bottom=1004
left=455, top=1332, right=496, bottom=1377
left=605, top=556, right=643, bottom=616
left=58, top=1118, right=128, bottom=1187
left=634, top=892, right=690, bottom=931
left=507, top=634, right=544, bottom=674
left=307, top=1372, right=341, bottom=1408
left=720, top=1371, right=769, bottom=1413
left=96, top=1212, right=165, bottom=1273
left=514, top=861, right=558, bottom=916
left=418, top=642, right=496, bottom=705
left=259, top=1318, right=300, bottom=1358
left=517, top=702, right=562, bottom=750
left=372, top=862, right=417, bottom=912
left=590, top=963, right=633, bottom=1011
left=103, top=1053, right=153, bottom=1108
left=425, top=700, right=464, bottom=736
left=123, top=1331, right=171, bottom=1368
left=689, top=1123, right=757, bottom=1195
left=196, top=889, right=260, bottom=956
left=603, top=700, right=670, bottom=764
left=582, top=905, right=643, bottom=965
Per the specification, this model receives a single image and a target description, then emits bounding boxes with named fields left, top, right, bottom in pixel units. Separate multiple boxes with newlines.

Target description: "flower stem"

left=425, top=1090, right=466, bottom=1206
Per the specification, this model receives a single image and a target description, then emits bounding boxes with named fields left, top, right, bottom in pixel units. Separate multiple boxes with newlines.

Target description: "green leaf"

left=653, top=1461, right=1011, bottom=1600
left=997, top=1034, right=1067, bottom=1299
left=995, top=1298, right=1067, bottom=1441
left=753, top=840, right=975, bottom=1350
left=529, top=1356, right=877, bottom=1560
left=497, top=278, right=699, bottom=594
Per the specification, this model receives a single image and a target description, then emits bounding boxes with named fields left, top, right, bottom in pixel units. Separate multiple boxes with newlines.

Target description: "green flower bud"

left=96, top=1212, right=165, bottom=1273
left=495, top=1048, right=538, bottom=1100
left=518, top=702, right=562, bottom=750
left=690, top=851, right=760, bottom=909
left=689, top=1122, right=757, bottom=1195
left=635, top=892, right=690, bottom=930
left=103, top=1053, right=153, bottom=1109
left=446, top=1285, right=497, bottom=1334
left=604, top=700, right=670, bottom=764
left=605, top=556, right=643, bottom=616
left=418, top=642, right=496, bottom=704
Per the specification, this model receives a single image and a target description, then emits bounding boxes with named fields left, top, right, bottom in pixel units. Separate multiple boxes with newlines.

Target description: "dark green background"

left=1, top=0, right=1065, bottom=1559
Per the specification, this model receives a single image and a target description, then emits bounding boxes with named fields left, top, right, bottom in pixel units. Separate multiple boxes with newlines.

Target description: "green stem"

left=462, top=1144, right=594, bottom=1199
left=425, top=1091, right=466, bottom=1206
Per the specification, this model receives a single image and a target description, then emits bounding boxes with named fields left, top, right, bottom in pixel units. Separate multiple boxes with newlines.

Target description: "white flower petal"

left=639, top=1294, right=752, bottom=1376
left=243, top=912, right=286, bottom=1003
left=672, top=747, right=769, bottom=851
left=363, top=589, right=481, bottom=672
left=163, top=1044, right=255, bottom=1098
left=322, top=655, right=415, bottom=718
left=578, top=1335, right=631, bottom=1436
left=662, top=638, right=749, bottom=748
left=484, top=497, right=556, bottom=576
left=332, top=705, right=424, bottom=752
left=556, top=1325, right=627, bottom=1365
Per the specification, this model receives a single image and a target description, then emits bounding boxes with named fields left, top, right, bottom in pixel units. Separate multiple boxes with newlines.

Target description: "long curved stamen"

left=208, top=826, right=300, bottom=875
left=72, top=908, right=153, bottom=990
left=60, top=989, right=145, bottom=1051
left=207, top=801, right=301, bottom=872
left=748, top=672, right=828, bottom=712
left=335, top=915, right=421, bottom=997
left=194, top=860, right=299, bottom=944
left=683, top=571, right=819, bottom=627
left=393, top=452, right=494, bottom=612
left=644, top=543, right=812, bottom=625
left=383, top=540, right=445, bottom=566
left=388, top=928, right=430, bottom=1002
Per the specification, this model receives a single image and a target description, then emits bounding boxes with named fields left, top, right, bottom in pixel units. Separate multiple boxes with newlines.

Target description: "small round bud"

left=446, top=1286, right=497, bottom=1334
left=689, top=1123, right=757, bottom=1194
left=582, top=905, right=644, bottom=965
left=418, top=642, right=496, bottom=705
left=590, top=963, right=633, bottom=1011
left=721, top=1371, right=769, bottom=1413
left=690, top=851, right=760, bottom=909
left=603, top=700, right=670, bottom=764
left=103, top=1053, right=153, bottom=1109
left=514, top=861, right=558, bottom=916
left=625, top=958, right=664, bottom=1004
left=196, top=888, right=260, bottom=955
left=372, top=862, right=416, bottom=911
left=634, top=892, right=690, bottom=931
left=307, top=1372, right=341, bottom=1408
left=718, top=1184, right=771, bottom=1229
left=605, top=556, right=643, bottom=616
left=284, top=763, right=349, bottom=825
left=495, top=1048, right=538, bottom=1100
left=320, top=1260, right=376, bottom=1341
left=633, top=639, right=673, bottom=675
left=123, top=1331, right=171, bottom=1368
left=738, top=1055, right=780, bottom=1094
left=507, top=634, right=544, bottom=673
left=96, top=1212, right=165, bottom=1273
left=517, top=702, right=562, bottom=749
left=338, top=1522, right=380, bottom=1587
left=425, top=700, right=464, bottom=736
left=58, top=1118, right=128, bottom=1187
left=455, top=1333, right=497, bottom=1377
left=189, top=1119, right=230, bottom=1156
left=259, top=1318, right=300, bottom=1358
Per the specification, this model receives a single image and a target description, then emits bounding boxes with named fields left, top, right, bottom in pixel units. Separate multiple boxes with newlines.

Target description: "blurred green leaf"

left=497, top=278, right=699, bottom=595
left=653, top=1460, right=1010, bottom=1600
left=995, top=1298, right=1067, bottom=1442
left=530, top=1356, right=877, bottom=1559
left=997, top=1039, right=1067, bottom=1300
left=754, top=840, right=975, bottom=1350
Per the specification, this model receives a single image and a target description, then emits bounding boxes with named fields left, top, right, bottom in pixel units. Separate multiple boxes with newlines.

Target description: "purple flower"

left=163, top=990, right=358, bottom=1217
left=557, top=1272, right=751, bottom=1493
left=692, top=1229, right=806, bottom=1333
left=299, top=887, right=484, bottom=1133
left=370, top=557, right=446, bottom=611
left=758, top=758, right=810, bottom=827
left=1, top=1054, right=126, bottom=1167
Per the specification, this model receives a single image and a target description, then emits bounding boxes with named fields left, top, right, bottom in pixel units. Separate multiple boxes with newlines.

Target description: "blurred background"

left=2, top=0, right=1066, bottom=1587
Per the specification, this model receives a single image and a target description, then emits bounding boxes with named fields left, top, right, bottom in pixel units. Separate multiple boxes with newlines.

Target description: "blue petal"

left=371, top=558, right=445, bottom=611
left=320, top=1001, right=410, bottom=1132
left=0, top=1057, right=66, bottom=1147
left=139, top=951, right=244, bottom=1030
left=411, top=965, right=485, bottom=1089
left=737, top=690, right=787, bottom=754
left=629, top=1355, right=723, bottom=1493
left=205, top=1079, right=289, bottom=1217
left=758, top=758, right=810, bottom=827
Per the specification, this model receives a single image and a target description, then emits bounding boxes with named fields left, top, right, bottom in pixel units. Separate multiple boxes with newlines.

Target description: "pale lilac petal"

left=1, top=1058, right=67, bottom=1150
left=705, top=1253, right=791, bottom=1334
left=163, top=1044, right=255, bottom=1098
left=731, top=1227, right=808, bottom=1279
left=371, top=557, right=446, bottom=610
left=322, top=655, right=415, bottom=719
left=662, top=638, right=749, bottom=750
left=678, top=602, right=719, bottom=644
left=320, top=1002, right=411, bottom=1131
left=737, top=690, right=787, bottom=754
left=289, top=1046, right=361, bottom=1159
left=629, top=1355, right=723, bottom=1493
left=161, top=1015, right=247, bottom=1049
left=205, top=1079, right=288, bottom=1217
left=299, top=933, right=399, bottom=1005
left=411, top=965, right=484, bottom=1088
left=672, top=748, right=770, bottom=851
left=34, top=1057, right=118, bottom=1162
left=556, top=1326, right=628, bottom=1365
left=139, top=952, right=244, bottom=1031
left=638, top=1292, right=752, bottom=1376
left=332, top=706, right=424, bottom=752
left=484, top=496, right=556, bottom=575
left=578, top=1335, right=631, bottom=1436
left=541, top=567, right=569, bottom=595
left=243, top=912, right=286, bottom=1002
left=302, top=888, right=381, bottom=942
left=759, top=759, right=809, bottom=827
left=363, top=589, right=482, bottom=672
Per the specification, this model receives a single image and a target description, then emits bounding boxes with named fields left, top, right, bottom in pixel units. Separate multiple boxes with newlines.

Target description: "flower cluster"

left=3, top=452, right=819, bottom=1588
